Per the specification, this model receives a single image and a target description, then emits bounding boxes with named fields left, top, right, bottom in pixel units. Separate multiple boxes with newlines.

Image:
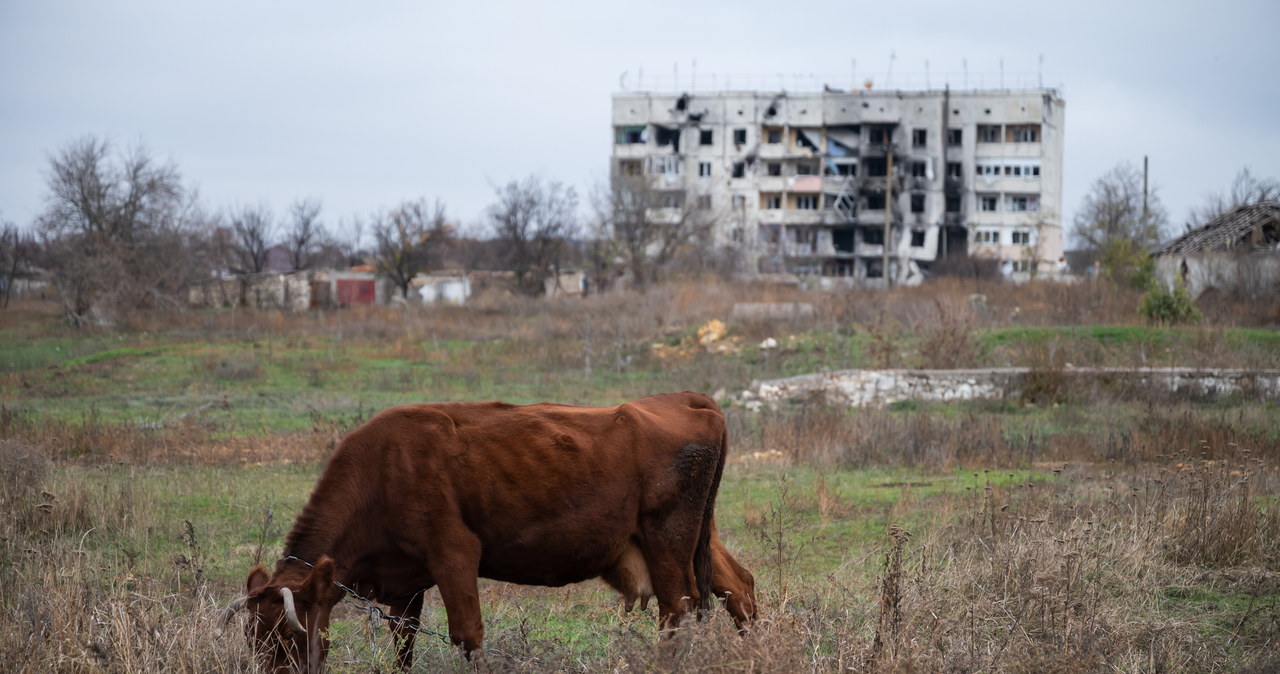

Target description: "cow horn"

left=280, top=587, right=307, bottom=636
left=223, top=596, right=247, bottom=625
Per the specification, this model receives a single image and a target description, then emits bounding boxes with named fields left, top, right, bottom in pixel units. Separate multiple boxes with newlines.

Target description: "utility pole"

left=884, top=144, right=894, bottom=287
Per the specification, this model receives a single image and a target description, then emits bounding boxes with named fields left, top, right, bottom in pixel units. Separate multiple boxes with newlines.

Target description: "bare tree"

left=285, top=198, right=324, bottom=271
left=0, top=220, right=37, bottom=308
left=1072, top=161, right=1168, bottom=253
left=372, top=199, right=451, bottom=299
left=37, top=136, right=206, bottom=325
left=224, top=204, right=276, bottom=274
left=486, top=176, right=580, bottom=296
left=593, top=176, right=716, bottom=292
left=1186, top=167, right=1280, bottom=230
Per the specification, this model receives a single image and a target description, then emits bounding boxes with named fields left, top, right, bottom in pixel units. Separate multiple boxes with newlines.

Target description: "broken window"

left=655, top=126, right=681, bottom=151
left=759, top=224, right=781, bottom=244
left=833, top=228, right=855, bottom=253
left=764, top=194, right=782, bottom=209
left=795, top=195, right=818, bottom=210
left=732, top=162, right=746, bottom=178
left=977, top=163, right=1000, bottom=177
left=977, top=125, right=1002, bottom=143
left=1011, top=260, right=1031, bottom=272
left=868, top=125, right=893, bottom=145
left=795, top=129, right=820, bottom=151
left=835, top=163, right=857, bottom=177
left=979, top=194, right=999, bottom=212
left=795, top=163, right=816, bottom=176
left=974, top=229, right=999, bottom=244
left=947, top=128, right=962, bottom=146
left=767, top=162, right=782, bottom=177
left=910, top=193, right=925, bottom=213
left=866, top=258, right=884, bottom=278
left=733, top=128, right=748, bottom=145
left=731, top=195, right=746, bottom=209
left=1006, top=194, right=1039, bottom=212
left=618, top=160, right=642, bottom=177
left=615, top=125, right=647, bottom=144
left=659, top=192, right=684, bottom=209
left=699, top=129, right=713, bottom=145
left=911, top=161, right=927, bottom=178
left=910, top=230, right=926, bottom=247
left=865, top=157, right=888, bottom=177
left=865, top=192, right=886, bottom=210
left=1007, top=124, right=1040, bottom=143
left=945, top=194, right=961, bottom=213
left=947, top=162, right=962, bottom=179
left=912, top=129, right=928, bottom=147
left=1011, top=229, right=1033, bottom=245
left=864, top=227, right=884, bottom=245
left=766, top=128, right=782, bottom=144
left=697, top=195, right=712, bottom=210
left=698, top=162, right=712, bottom=177
left=647, top=156, right=682, bottom=176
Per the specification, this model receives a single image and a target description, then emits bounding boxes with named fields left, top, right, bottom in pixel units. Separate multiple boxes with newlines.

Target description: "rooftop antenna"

left=1038, top=54, right=1044, bottom=88
left=886, top=50, right=896, bottom=88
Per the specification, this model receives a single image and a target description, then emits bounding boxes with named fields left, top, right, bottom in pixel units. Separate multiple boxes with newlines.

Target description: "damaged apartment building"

left=611, top=86, right=1065, bottom=285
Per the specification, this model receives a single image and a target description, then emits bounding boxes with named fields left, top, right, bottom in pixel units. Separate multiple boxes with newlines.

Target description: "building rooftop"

left=1154, top=201, right=1280, bottom=255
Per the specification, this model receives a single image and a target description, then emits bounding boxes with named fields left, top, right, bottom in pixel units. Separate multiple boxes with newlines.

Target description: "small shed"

left=1153, top=201, right=1280, bottom=298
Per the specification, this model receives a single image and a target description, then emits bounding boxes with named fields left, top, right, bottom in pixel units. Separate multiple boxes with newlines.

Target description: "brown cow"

left=236, top=392, right=755, bottom=672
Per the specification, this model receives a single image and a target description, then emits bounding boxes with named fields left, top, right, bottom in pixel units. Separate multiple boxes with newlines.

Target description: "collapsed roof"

left=1155, top=201, right=1280, bottom=255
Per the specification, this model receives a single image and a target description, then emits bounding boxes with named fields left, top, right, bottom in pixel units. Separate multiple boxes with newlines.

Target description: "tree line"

left=1, top=136, right=726, bottom=325
left=2, top=136, right=1275, bottom=325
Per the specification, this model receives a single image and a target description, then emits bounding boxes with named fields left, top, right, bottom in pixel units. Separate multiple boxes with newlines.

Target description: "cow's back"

left=322, top=393, right=725, bottom=587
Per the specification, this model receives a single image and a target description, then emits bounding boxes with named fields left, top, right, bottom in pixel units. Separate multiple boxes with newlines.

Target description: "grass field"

left=2, top=279, right=1278, bottom=672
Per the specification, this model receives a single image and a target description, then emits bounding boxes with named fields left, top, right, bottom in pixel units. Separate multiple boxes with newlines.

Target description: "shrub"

left=1139, top=279, right=1202, bottom=326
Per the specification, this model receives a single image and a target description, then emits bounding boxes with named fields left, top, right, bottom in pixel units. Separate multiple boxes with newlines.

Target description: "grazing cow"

left=235, top=392, right=755, bottom=672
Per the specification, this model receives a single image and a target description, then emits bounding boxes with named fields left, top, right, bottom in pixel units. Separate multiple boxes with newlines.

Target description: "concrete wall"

left=741, top=367, right=1280, bottom=410
left=188, top=273, right=312, bottom=311
left=1155, top=252, right=1280, bottom=299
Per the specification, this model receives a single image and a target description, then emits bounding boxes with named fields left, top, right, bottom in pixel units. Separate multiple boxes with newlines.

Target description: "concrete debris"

left=739, top=367, right=1280, bottom=411
left=651, top=319, right=743, bottom=360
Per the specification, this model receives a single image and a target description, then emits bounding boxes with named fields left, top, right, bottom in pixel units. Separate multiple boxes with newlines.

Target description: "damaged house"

left=1153, top=201, right=1280, bottom=299
left=612, top=85, right=1065, bottom=286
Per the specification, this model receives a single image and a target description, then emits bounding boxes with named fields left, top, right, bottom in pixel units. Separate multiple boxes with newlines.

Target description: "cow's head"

left=242, top=557, right=341, bottom=674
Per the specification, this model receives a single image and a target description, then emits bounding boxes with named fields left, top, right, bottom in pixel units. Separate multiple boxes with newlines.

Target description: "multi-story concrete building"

left=611, top=86, right=1065, bottom=285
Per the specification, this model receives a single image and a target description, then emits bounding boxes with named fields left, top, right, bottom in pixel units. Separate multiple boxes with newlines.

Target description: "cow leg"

left=710, top=538, right=757, bottom=630
left=640, top=520, right=704, bottom=631
left=387, top=592, right=425, bottom=670
left=427, top=533, right=485, bottom=657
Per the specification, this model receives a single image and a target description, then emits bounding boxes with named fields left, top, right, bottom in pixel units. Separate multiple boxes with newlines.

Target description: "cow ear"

left=246, top=565, right=270, bottom=595
left=306, top=556, right=335, bottom=597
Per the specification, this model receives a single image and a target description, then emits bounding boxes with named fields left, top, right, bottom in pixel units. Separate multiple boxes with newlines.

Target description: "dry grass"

left=3, top=276, right=1279, bottom=672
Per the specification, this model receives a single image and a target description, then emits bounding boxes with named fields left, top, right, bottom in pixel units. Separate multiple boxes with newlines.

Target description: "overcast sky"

left=3, top=0, right=1278, bottom=246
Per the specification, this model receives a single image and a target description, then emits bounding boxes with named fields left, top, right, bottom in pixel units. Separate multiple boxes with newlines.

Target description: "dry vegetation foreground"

left=1, top=278, right=1279, bottom=672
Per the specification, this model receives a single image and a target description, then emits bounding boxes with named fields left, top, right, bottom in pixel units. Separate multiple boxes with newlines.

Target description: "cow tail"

left=694, top=425, right=728, bottom=615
